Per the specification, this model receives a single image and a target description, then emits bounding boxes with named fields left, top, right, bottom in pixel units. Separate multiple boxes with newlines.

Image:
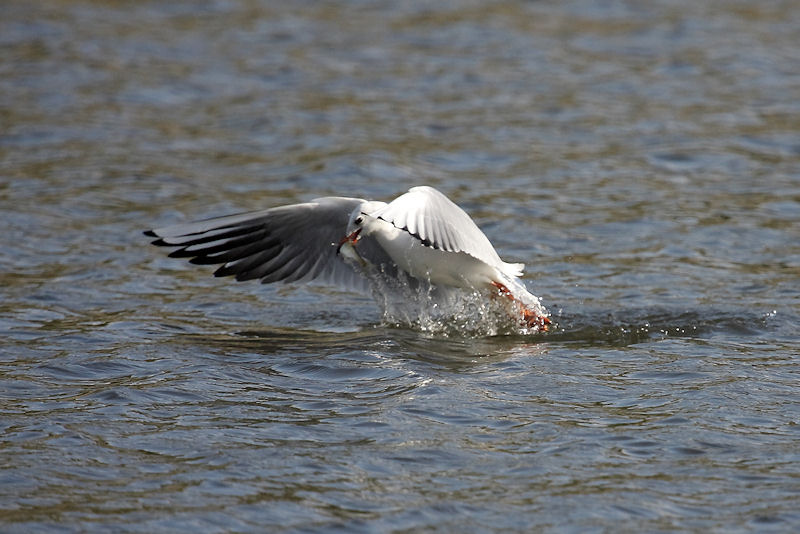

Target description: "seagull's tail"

left=501, top=262, right=525, bottom=278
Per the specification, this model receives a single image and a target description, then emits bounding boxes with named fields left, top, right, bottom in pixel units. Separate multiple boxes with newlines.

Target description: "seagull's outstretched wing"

left=373, top=186, right=524, bottom=277
left=145, top=196, right=370, bottom=292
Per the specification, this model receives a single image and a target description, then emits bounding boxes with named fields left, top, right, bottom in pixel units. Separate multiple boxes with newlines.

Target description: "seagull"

left=145, top=186, right=550, bottom=331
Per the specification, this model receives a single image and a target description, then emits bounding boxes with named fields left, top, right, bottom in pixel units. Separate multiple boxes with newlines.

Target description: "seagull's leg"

left=491, top=281, right=551, bottom=332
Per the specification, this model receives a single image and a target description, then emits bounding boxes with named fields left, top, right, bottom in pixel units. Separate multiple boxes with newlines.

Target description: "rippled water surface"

left=2, top=1, right=799, bottom=532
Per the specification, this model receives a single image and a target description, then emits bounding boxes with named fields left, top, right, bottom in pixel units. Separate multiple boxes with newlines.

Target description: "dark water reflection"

left=2, top=0, right=799, bottom=532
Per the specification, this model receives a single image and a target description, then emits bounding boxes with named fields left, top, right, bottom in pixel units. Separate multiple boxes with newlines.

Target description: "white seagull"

left=145, top=186, right=550, bottom=331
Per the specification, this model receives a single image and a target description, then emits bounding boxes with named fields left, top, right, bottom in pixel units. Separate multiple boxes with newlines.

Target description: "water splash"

left=338, top=236, right=550, bottom=337
left=360, top=268, right=549, bottom=337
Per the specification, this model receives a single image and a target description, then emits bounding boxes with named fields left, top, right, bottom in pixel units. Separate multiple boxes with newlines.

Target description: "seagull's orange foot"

left=522, top=307, right=551, bottom=331
left=491, top=281, right=550, bottom=332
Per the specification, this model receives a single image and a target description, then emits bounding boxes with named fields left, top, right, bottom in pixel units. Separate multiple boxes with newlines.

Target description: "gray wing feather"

left=146, top=196, right=370, bottom=292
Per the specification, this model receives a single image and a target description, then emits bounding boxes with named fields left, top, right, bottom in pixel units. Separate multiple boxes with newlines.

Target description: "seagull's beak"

left=340, top=228, right=362, bottom=245
left=336, top=228, right=362, bottom=253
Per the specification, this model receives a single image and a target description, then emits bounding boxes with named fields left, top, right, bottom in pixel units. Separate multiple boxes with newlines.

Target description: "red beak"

left=337, top=228, right=362, bottom=247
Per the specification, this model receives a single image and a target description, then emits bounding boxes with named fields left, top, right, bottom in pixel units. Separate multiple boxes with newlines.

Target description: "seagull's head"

left=340, top=201, right=383, bottom=247
left=341, top=213, right=365, bottom=247
left=340, top=215, right=364, bottom=248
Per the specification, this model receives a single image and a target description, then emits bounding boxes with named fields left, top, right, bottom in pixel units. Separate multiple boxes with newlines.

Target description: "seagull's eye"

left=354, top=216, right=363, bottom=225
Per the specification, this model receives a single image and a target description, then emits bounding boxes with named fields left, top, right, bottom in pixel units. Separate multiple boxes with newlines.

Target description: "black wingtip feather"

left=168, top=248, right=195, bottom=258
left=144, top=229, right=158, bottom=237
left=213, top=264, right=237, bottom=278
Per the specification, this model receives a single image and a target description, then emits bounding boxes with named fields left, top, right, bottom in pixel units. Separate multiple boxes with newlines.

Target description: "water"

left=2, top=0, right=799, bottom=531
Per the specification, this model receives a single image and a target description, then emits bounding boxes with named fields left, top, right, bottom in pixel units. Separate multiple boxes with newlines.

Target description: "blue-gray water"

left=2, top=1, right=799, bottom=532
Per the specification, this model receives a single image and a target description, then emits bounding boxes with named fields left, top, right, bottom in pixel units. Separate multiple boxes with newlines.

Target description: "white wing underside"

left=372, top=186, right=524, bottom=278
